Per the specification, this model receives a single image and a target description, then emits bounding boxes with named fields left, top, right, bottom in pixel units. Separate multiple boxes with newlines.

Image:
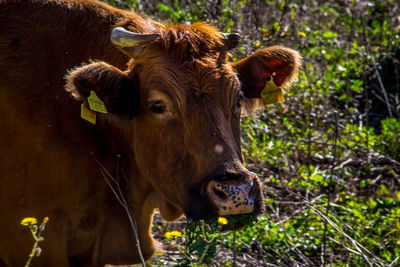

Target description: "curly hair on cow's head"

left=152, top=22, right=226, bottom=63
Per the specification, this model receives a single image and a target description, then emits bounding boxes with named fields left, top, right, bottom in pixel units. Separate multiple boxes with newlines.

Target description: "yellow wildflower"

left=43, top=217, right=49, bottom=223
left=218, top=217, right=228, bottom=225
left=21, top=217, right=38, bottom=226
left=299, top=32, right=307, bottom=37
left=164, top=231, right=182, bottom=239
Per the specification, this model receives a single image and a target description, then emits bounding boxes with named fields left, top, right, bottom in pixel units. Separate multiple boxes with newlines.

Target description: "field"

left=104, top=0, right=400, bottom=266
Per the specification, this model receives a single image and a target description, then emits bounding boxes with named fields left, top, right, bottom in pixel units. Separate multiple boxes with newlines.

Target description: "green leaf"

left=322, top=31, right=338, bottom=39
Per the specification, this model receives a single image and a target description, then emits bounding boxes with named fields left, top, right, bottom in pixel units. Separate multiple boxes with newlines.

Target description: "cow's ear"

left=65, top=62, right=139, bottom=118
left=233, top=46, right=301, bottom=110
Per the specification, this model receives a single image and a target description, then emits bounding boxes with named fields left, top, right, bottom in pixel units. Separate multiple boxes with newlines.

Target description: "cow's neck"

left=91, top=117, right=160, bottom=258
left=61, top=1, right=156, bottom=68
left=22, top=0, right=157, bottom=69
left=57, top=1, right=163, bottom=258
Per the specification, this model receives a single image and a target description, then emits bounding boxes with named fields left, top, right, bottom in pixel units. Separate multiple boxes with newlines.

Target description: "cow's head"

left=65, top=23, right=301, bottom=221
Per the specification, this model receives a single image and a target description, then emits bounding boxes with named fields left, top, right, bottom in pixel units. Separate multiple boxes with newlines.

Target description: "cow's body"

left=0, top=0, right=300, bottom=266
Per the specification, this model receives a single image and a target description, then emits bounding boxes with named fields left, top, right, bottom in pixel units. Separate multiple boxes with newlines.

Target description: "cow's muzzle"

left=207, top=179, right=255, bottom=215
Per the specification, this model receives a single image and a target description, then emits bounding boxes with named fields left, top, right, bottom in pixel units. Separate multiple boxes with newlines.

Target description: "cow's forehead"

left=135, top=57, right=240, bottom=104
left=152, top=22, right=226, bottom=63
left=129, top=22, right=241, bottom=105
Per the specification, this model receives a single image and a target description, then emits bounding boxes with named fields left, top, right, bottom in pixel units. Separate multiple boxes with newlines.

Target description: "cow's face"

left=127, top=53, right=260, bottom=221
left=66, top=23, right=301, bottom=221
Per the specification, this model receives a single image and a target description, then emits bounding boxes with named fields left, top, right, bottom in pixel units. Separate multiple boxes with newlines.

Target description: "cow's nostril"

left=207, top=181, right=229, bottom=203
left=206, top=179, right=255, bottom=216
left=212, top=185, right=229, bottom=202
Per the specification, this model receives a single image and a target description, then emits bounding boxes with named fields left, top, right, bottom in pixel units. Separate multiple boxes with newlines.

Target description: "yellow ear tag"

left=81, top=103, right=96, bottom=124
left=261, top=76, right=284, bottom=105
left=87, top=90, right=107, bottom=114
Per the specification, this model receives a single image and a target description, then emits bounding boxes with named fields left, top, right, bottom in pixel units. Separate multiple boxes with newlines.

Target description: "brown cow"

left=0, top=0, right=301, bottom=266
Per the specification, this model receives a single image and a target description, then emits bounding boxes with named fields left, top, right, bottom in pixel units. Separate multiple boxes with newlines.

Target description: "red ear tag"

left=260, top=76, right=284, bottom=104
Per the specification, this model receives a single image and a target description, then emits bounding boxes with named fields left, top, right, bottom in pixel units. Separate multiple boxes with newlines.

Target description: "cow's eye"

left=150, top=101, right=166, bottom=113
left=234, top=101, right=241, bottom=114
left=233, top=92, right=243, bottom=114
left=236, top=99, right=242, bottom=109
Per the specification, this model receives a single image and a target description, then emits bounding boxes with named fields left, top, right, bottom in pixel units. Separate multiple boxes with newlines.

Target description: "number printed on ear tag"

left=261, top=76, right=284, bottom=105
left=87, top=91, right=107, bottom=114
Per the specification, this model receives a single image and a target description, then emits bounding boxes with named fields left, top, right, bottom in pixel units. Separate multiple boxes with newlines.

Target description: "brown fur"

left=154, top=22, right=225, bottom=62
left=0, top=0, right=300, bottom=266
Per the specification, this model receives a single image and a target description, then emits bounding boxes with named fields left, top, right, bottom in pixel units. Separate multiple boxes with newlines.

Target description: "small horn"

left=223, top=33, right=240, bottom=50
left=110, top=27, right=160, bottom=47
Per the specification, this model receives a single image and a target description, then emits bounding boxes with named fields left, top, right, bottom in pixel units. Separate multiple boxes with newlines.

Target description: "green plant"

left=20, top=217, right=49, bottom=267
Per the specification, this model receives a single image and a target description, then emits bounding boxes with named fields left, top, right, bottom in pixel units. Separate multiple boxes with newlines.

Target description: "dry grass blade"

left=308, top=204, right=384, bottom=267
left=92, top=153, right=146, bottom=267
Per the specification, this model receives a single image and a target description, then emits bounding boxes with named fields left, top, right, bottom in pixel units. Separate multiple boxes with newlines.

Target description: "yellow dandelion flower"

left=218, top=217, right=228, bottom=225
left=43, top=217, right=49, bottom=223
left=299, top=32, right=307, bottom=37
left=255, top=41, right=261, bottom=48
left=164, top=231, right=182, bottom=239
left=21, top=217, right=38, bottom=226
